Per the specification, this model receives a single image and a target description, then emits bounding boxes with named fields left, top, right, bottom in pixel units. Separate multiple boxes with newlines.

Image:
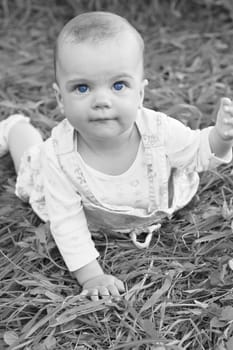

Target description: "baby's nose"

left=92, top=90, right=112, bottom=109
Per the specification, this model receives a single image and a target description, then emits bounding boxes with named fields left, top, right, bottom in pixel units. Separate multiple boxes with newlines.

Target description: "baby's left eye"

left=75, top=84, right=89, bottom=94
left=113, top=81, right=125, bottom=91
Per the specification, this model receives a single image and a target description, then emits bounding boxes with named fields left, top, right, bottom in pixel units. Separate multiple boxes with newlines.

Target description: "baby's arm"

left=42, top=139, right=125, bottom=300
left=73, top=259, right=125, bottom=301
left=209, top=97, right=233, bottom=157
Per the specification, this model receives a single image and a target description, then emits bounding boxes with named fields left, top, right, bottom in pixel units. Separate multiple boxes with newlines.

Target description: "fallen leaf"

left=43, top=334, right=56, bottom=349
left=3, top=331, right=19, bottom=346
left=210, top=316, right=226, bottom=329
left=220, top=306, right=233, bottom=321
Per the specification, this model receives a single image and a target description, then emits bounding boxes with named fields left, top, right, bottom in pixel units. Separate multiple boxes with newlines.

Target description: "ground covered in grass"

left=1, top=1, right=233, bottom=349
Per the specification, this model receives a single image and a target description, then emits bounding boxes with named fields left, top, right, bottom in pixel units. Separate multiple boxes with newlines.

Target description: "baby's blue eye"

left=76, top=84, right=89, bottom=93
left=113, top=82, right=125, bottom=91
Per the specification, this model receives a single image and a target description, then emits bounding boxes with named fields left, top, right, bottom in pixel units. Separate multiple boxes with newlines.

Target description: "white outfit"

left=13, top=108, right=231, bottom=271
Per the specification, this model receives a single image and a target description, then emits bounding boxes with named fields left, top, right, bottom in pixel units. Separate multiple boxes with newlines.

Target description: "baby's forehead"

left=58, top=30, right=139, bottom=54
left=57, top=34, right=144, bottom=77
left=61, top=19, right=122, bottom=43
left=54, top=13, right=144, bottom=80
left=58, top=29, right=141, bottom=54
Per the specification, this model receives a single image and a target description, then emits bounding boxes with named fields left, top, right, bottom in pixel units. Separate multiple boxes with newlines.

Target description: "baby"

left=1, top=11, right=233, bottom=301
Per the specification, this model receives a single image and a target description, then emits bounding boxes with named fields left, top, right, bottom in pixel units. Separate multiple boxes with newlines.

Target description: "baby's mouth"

left=90, top=116, right=117, bottom=122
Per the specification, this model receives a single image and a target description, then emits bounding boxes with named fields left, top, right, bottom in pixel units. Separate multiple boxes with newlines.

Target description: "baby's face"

left=54, top=31, right=147, bottom=141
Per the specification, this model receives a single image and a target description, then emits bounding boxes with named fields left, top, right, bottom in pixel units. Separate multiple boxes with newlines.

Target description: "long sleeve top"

left=15, top=108, right=232, bottom=271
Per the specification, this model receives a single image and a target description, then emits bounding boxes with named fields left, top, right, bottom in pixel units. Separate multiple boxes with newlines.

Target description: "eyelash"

left=73, top=84, right=89, bottom=94
left=72, top=81, right=129, bottom=94
left=113, top=81, right=127, bottom=91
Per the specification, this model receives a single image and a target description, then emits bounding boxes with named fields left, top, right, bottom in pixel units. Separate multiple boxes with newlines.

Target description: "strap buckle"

left=130, top=223, right=161, bottom=249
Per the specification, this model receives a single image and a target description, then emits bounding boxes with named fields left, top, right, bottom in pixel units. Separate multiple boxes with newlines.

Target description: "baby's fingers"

left=107, top=284, right=121, bottom=299
left=222, top=97, right=232, bottom=106
left=80, top=288, right=99, bottom=301
left=80, top=287, right=112, bottom=301
left=99, top=286, right=110, bottom=299
left=80, top=289, right=89, bottom=299
left=219, top=97, right=233, bottom=117
left=90, top=288, right=100, bottom=302
left=223, top=103, right=233, bottom=121
left=223, top=129, right=233, bottom=138
left=114, top=278, right=125, bottom=293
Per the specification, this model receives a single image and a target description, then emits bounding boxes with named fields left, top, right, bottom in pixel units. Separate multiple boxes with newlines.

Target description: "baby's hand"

left=215, top=97, right=233, bottom=141
left=80, top=274, right=125, bottom=301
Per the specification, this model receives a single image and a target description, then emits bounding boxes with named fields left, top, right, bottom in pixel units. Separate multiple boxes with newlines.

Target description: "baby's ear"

left=143, top=79, right=149, bottom=87
left=53, top=82, right=64, bottom=113
left=139, top=79, right=148, bottom=108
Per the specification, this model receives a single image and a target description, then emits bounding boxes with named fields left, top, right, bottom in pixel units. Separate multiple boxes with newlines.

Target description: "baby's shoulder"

left=50, top=119, right=72, bottom=139
left=42, top=119, right=74, bottom=157
left=50, top=119, right=74, bottom=154
left=139, top=107, right=169, bottom=131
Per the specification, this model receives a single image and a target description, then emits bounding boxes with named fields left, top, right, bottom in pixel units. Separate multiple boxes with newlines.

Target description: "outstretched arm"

left=209, top=97, right=233, bottom=158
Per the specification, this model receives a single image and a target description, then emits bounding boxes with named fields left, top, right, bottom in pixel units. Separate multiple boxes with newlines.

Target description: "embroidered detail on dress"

left=141, top=135, right=159, bottom=147
left=74, top=167, right=86, bottom=185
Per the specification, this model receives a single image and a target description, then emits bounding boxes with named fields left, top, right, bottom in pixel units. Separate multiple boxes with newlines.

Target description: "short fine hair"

left=54, top=11, right=144, bottom=81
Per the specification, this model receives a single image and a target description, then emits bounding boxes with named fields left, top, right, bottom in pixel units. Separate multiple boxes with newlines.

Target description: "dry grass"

left=1, top=1, right=233, bottom=349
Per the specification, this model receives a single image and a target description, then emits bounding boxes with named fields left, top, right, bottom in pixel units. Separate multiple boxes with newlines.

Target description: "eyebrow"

left=112, top=73, right=134, bottom=80
left=66, top=73, right=134, bottom=86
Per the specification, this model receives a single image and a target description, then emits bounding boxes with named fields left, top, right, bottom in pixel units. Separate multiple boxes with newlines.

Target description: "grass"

left=1, top=1, right=233, bottom=349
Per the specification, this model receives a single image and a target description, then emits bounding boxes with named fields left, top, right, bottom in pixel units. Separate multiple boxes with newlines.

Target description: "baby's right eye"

left=74, top=84, right=89, bottom=94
